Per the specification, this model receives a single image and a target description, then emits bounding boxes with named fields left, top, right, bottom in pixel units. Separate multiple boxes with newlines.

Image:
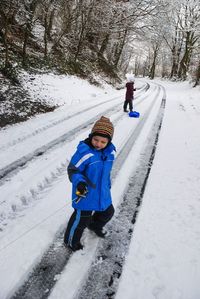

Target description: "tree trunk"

left=193, top=60, right=200, bottom=87
left=170, top=45, right=180, bottom=78
left=74, top=2, right=95, bottom=63
left=44, top=13, right=48, bottom=59
left=98, top=34, right=110, bottom=56
left=47, top=9, right=55, bottom=39
left=169, top=26, right=183, bottom=78
left=149, top=46, right=159, bottom=79
left=142, top=60, right=148, bottom=77
left=4, top=16, right=9, bottom=68
left=74, top=24, right=85, bottom=62
left=178, top=32, right=196, bottom=80
left=22, top=24, right=30, bottom=66
left=114, top=29, right=127, bottom=67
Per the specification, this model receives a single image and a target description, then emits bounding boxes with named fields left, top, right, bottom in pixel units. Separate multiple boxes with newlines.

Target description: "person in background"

left=123, top=74, right=136, bottom=112
left=64, top=116, right=116, bottom=251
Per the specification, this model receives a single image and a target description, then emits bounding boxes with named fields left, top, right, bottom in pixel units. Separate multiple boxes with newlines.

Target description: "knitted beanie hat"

left=91, top=116, right=114, bottom=140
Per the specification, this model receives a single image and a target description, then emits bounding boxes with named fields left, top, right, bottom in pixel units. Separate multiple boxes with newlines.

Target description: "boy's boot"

left=88, top=223, right=107, bottom=238
left=64, top=241, right=83, bottom=251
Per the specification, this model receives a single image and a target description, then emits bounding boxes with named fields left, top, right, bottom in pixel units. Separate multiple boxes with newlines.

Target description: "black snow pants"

left=123, top=98, right=133, bottom=112
left=64, top=204, right=114, bottom=248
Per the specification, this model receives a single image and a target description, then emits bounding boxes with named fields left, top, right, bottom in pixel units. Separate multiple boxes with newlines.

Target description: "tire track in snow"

left=75, top=89, right=166, bottom=299
left=0, top=95, right=122, bottom=152
left=0, top=104, right=120, bottom=182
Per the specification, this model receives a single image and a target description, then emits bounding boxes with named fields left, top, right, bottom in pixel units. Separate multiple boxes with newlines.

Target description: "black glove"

left=76, top=182, right=88, bottom=196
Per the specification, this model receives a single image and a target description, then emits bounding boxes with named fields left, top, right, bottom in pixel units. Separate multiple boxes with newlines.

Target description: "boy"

left=64, top=116, right=116, bottom=251
left=123, top=75, right=136, bottom=112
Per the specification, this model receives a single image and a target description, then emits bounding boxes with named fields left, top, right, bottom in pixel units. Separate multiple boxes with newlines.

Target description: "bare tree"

left=193, top=59, right=200, bottom=86
left=20, top=0, right=40, bottom=66
left=162, top=0, right=200, bottom=80
left=36, top=0, right=57, bottom=59
left=177, top=0, right=200, bottom=79
left=0, top=0, right=20, bottom=69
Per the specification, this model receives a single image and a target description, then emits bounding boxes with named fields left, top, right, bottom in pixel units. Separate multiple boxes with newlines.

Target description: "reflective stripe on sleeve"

left=75, top=153, right=94, bottom=168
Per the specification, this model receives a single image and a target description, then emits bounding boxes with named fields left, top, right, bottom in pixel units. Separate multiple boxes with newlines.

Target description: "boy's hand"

left=76, top=182, right=88, bottom=196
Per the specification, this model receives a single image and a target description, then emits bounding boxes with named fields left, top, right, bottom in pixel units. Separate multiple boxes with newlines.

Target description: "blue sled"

left=129, top=111, right=140, bottom=118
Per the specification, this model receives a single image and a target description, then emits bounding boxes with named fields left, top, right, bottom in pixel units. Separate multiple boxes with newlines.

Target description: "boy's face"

left=91, top=135, right=109, bottom=150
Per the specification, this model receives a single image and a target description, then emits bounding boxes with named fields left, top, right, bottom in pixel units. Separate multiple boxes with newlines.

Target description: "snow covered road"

left=1, top=80, right=165, bottom=298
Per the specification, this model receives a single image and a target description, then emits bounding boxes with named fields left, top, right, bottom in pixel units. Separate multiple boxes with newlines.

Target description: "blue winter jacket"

left=67, top=140, right=116, bottom=211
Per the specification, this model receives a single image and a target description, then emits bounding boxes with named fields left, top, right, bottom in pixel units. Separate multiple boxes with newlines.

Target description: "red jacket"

left=125, top=82, right=136, bottom=100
